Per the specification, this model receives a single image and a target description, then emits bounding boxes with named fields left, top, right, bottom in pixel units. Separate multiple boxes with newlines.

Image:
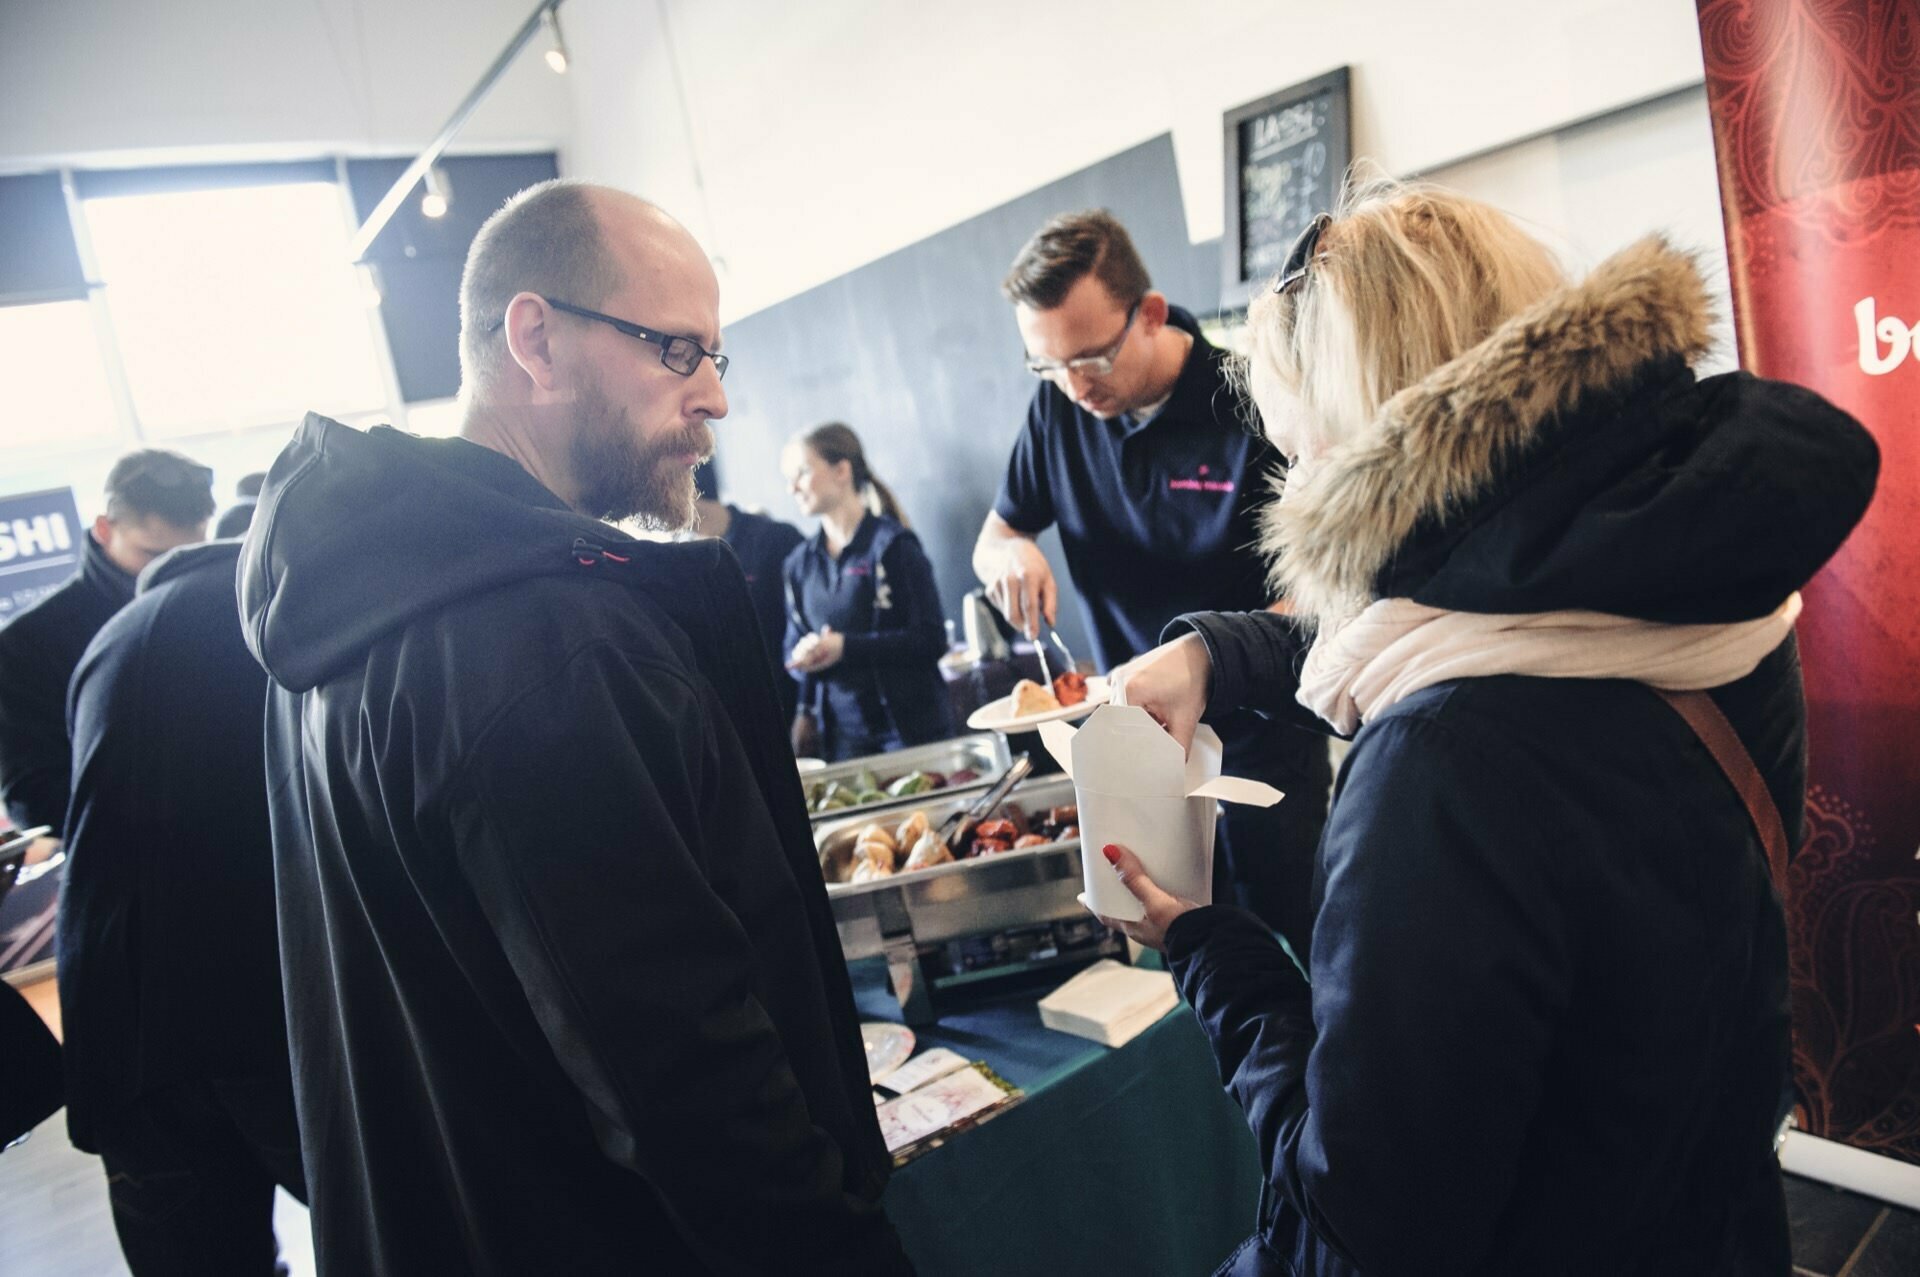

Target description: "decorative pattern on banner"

left=1698, top=0, right=1920, bottom=1167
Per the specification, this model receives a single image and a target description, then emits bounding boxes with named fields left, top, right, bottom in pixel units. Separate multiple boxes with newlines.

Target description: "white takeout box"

left=1038, top=706, right=1284, bottom=923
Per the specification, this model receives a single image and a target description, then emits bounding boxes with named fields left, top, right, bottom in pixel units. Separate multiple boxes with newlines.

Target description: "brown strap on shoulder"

left=1654, top=690, right=1790, bottom=894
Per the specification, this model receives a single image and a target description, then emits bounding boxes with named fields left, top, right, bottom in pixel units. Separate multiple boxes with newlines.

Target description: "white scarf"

left=1296, top=594, right=1804, bottom=736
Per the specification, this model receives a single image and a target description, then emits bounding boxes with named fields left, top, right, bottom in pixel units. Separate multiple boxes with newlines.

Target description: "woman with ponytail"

left=781, top=423, right=955, bottom=760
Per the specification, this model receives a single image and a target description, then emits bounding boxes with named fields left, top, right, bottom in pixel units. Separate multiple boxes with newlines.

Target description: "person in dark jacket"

left=782, top=422, right=955, bottom=761
left=213, top=471, right=269, bottom=538
left=1099, top=182, right=1879, bottom=1276
left=693, top=457, right=806, bottom=726
left=59, top=539, right=305, bottom=1275
left=241, top=180, right=908, bottom=1275
left=0, top=449, right=213, bottom=838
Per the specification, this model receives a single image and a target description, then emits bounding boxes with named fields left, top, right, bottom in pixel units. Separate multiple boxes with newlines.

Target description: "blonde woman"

left=1100, top=183, right=1877, bottom=1275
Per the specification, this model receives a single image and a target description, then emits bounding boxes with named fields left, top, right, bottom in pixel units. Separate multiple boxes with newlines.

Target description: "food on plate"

left=902, top=832, right=953, bottom=871
left=1051, top=670, right=1089, bottom=707
left=971, top=837, right=1014, bottom=856
left=895, top=810, right=931, bottom=849
left=1013, top=834, right=1049, bottom=849
left=973, top=818, right=1019, bottom=843
left=1010, top=678, right=1061, bottom=716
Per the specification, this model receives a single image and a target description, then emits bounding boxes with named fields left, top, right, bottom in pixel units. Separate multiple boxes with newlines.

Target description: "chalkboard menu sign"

left=1221, top=67, right=1351, bottom=309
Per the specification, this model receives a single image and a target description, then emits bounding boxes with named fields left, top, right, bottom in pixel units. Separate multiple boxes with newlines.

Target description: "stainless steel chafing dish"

left=802, top=733, right=1011, bottom=825
left=816, top=774, right=1122, bottom=1023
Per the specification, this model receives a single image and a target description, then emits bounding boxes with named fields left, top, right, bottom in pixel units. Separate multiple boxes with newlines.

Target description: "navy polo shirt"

left=994, top=306, right=1278, bottom=671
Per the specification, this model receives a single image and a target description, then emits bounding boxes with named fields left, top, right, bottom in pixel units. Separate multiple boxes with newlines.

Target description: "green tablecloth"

left=854, top=960, right=1264, bottom=1277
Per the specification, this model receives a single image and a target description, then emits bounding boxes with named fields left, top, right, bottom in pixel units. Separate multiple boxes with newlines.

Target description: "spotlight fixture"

left=542, top=6, right=570, bottom=74
left=421, top=165, right=451, bottom=219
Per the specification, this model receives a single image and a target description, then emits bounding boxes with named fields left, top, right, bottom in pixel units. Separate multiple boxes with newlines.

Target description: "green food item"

left=805, top=782, right=826, bottom=807
left=854, top=789, right=887, bottom=805
left=886, top=771, right=932, bottom=797
left=854, top=768, right=881, bottom=795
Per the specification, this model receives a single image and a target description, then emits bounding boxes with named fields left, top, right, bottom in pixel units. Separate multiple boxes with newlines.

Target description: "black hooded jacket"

left=1162, top=240, right=1879, bottom=1276
left=59, top=539, right=289, bottom=1152
left=240, top=416, right=907, bottom=1275
left=0, top=530, right=135, bottom=835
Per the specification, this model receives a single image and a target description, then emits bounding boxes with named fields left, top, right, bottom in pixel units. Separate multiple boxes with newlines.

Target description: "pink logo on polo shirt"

left=1168, top=463, right=1235, bottom=494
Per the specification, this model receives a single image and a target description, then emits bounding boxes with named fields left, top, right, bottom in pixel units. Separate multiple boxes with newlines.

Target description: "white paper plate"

left=861, top=1022, right=916, bottom=1082
left=966, top=676, right=1110, bottom=733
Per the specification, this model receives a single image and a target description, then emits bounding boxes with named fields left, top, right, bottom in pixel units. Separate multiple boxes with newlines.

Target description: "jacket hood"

left=240, top=415, right=730, bottom=692
left=1261, top=236, right=1879, bottom=627
left=138, top=537, right=242, bottom=596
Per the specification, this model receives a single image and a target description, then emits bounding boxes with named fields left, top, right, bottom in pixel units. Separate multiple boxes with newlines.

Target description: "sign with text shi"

left=0, top=488, right=83, bottom=625
left=1698, top=0, right=1920, bottom=1169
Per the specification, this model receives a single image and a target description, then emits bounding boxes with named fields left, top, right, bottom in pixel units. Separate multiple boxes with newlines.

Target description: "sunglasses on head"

left=1274, top=213, right=1333, bottom=295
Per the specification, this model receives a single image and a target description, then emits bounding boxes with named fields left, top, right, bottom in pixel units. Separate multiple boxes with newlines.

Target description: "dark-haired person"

left=214, top=471, right=270, bottom=538
left=693, top=458, right=806, bottom=726
left=0, top=450, right=213, bottom=839
left=61, top=535, right=306, bottom=1276
left=971, top=209, right=1329, bottom=953
left=242, top=180, right=908, bottom=1274
left=783, top=423, right=954, bottom=762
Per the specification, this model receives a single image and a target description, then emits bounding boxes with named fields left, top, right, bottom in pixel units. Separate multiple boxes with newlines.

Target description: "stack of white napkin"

left=1037, top=959, right=1179, bottom=1048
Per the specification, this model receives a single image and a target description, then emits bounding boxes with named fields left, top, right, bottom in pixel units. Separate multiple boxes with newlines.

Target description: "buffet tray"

left=804, top=733, right=1012, bottom=826
left=818, top=775, right=1085, bottom=961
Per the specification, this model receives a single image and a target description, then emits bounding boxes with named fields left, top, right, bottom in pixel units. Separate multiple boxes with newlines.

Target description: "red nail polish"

left=1102, top=845, right=1121, bottom=865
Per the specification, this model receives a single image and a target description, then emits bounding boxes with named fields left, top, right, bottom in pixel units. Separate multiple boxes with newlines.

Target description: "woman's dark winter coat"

left=1166, top=238, right=1879, bottom=1276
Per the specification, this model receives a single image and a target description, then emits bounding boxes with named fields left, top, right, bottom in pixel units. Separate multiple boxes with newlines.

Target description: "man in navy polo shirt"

left=971, top=209, right=1330, bottom=956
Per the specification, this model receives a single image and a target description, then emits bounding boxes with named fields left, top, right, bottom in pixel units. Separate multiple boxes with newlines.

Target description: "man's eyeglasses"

left=1025, top=301, right=1140, bottom=380
left=538, top=298, right=729, bottom=381
left=1274, top=213, right=1333, bottom=295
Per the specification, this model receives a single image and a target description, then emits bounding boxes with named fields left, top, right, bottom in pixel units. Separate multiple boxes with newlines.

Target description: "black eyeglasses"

left=1025, top=301, right=1141, bottom=379
left=540, top=298, right=729, bottom=381
left=1274, top=213, right=1333, bottom=295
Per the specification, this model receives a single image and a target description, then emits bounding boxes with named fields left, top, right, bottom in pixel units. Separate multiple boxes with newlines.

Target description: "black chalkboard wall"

left=1221, top=67, right=1352, bottom=308
left=711, top=135, right=1222, bottom=667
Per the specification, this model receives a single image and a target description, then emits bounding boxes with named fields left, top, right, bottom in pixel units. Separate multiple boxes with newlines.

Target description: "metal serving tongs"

left=938, top=752, right=1033, bottom=853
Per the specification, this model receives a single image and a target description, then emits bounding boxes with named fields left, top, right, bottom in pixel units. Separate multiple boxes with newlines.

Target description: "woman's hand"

left=1108, top=632, right=1213, bottom=755
left=1092, top=843, right=1202, bottom=952
left=786, top=626, right=845, bottom=674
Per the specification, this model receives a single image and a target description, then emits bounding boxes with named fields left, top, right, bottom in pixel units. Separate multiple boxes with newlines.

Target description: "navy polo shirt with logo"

left=994, top=306, right=1276, bottom=672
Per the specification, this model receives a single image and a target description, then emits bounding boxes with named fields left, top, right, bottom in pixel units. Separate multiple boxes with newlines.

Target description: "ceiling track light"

left=421, top=165, right=452, bottom=219
left=542, top=6, right=570, bottom=74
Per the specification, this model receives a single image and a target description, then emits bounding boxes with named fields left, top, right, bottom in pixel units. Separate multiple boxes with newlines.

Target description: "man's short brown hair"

left=459, top=179, right=623, bottom=391
left=1002, top=209, right=1152, bottom=311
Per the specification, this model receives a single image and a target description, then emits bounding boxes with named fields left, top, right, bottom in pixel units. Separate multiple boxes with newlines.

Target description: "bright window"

left=0, top=301, right=120, bottom=451
left=83, top=183, right=387, bottom=437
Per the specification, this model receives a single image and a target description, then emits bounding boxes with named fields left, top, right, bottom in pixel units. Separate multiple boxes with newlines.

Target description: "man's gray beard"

left=570, top=376, right=707, bottom=529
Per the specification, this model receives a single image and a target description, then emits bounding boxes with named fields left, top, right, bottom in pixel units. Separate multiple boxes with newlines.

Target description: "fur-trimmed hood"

left=1261, top=236, right=1877, bottom=628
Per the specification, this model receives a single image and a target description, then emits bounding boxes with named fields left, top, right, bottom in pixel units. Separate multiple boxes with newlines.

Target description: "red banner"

left=1697, top=0, right=1920, bottom=1166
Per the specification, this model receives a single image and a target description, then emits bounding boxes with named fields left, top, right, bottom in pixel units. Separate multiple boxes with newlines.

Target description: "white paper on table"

left=874, top=1065, right=1015, bottom=1154
left=1040, top=706, right=1284, bottom=923
left=874, top=1046, right=971, bottom=1095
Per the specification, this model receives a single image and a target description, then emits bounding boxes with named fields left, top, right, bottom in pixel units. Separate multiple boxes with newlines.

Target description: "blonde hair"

left=1242, top=176, right=1566, bottom=458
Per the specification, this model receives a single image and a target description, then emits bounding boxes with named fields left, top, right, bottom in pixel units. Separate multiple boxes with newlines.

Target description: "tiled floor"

left=1787, top=1172, right=1920, bottom=1276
